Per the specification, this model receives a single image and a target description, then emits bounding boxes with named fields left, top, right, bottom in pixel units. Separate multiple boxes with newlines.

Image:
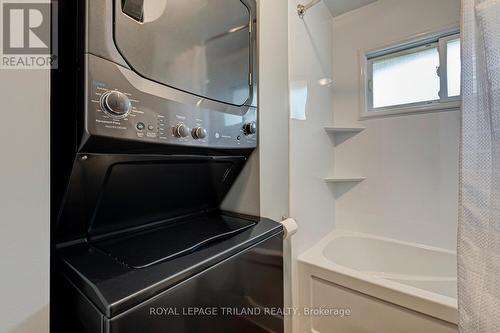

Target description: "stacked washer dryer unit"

left=51, top=1, right=284, bottom=332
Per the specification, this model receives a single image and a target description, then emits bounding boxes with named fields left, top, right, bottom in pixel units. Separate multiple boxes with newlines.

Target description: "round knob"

left=243, top=122, right=257, bottom=135
left=173, top=123, right=190, bottom=138
left=101, top=91, right=132, bottom=118
left=191, top=127, right=207, bottom=140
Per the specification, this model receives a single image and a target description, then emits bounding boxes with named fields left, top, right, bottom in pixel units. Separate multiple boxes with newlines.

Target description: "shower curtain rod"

left=297, top=0, right=321, bottom=18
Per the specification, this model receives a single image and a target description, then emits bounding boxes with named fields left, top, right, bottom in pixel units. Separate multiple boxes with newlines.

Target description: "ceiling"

left=322, top=0, right=378, bottom=17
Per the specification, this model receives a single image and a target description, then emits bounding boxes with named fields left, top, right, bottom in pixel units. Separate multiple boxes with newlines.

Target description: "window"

left=362, top=30, right=461, bottom=117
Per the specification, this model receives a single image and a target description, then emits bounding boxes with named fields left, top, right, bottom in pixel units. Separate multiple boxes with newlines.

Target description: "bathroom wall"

left=288, top=1, right=335, bottom=332
left=0, top=70, right=50, bottom=332
left=258, top=0, right=290, bottom=223
left=332, top=0, right=461, bottom=250
left=289, top=0, right=335, bottom=254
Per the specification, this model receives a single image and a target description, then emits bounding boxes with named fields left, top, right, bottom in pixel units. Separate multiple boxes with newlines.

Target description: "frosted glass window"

left=372, top=45, right=440, bottom=108
left=447, top=38, right=461, bottom=97
left=365, top=31, right=461, bottom=116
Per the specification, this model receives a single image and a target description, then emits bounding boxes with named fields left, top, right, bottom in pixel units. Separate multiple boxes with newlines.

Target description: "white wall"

left=332, top=0, right=461, bottom=250
left=288, top=1, right=335, bottom=332
left=289, top=0, right=335, bottom=257
left=259, top=0, right=290, bottom=223
left=0, top=70, right=50, bottom=332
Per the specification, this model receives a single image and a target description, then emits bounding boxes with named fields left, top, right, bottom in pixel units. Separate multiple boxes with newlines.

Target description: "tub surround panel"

left=332, top=0, right=461, bottom=250
left=289, top=0, right=335, bottom=261
left=289, top=2, right=335, bottom=332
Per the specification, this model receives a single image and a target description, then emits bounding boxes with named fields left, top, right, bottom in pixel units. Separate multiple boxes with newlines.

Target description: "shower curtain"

left=458, top=0, right=500, bottom=332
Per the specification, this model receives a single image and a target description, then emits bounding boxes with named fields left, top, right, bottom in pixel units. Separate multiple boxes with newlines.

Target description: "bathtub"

left=297, top=230, right=458, bottom=333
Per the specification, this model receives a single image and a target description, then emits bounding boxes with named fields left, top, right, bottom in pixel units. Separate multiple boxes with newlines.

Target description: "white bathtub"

left=297, top=230, right=458, bottom=333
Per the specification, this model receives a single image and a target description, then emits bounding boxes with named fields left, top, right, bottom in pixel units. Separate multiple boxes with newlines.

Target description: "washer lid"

left=114, top=0, right=254, bottom=106
left=57, top=214, right=283, bottom=318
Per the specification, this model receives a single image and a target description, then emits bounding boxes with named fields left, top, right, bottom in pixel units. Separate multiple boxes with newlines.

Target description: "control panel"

left=85, top=55, right=257, bottom=149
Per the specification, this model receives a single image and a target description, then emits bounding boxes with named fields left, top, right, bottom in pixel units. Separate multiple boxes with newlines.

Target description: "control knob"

left=100, top=91, right=132, bottom=118
left=173, top=123, right=190, bottom=138
left=191, top=127, right=207, bottom=140
left=243, top=122, right=257, bottom=135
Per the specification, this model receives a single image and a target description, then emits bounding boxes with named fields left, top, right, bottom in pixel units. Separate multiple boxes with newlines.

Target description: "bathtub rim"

left=298, top=229, right=458, bottom=324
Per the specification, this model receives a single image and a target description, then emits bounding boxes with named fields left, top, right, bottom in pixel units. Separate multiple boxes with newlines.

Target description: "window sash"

left=439, top=34, right=461, bottom=100
left=363, top=30, right=460, bottom=117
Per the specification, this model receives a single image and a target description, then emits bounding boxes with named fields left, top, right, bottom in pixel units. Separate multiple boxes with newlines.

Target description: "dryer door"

left=114, top=0, right=254, bottom=107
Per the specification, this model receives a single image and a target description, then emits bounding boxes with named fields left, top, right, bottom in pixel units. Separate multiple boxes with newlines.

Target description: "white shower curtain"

left=458, top=0, right=500, bottom=332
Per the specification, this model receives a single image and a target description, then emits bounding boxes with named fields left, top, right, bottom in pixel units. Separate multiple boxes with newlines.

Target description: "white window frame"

left=359, top=28, right=461, bottom=118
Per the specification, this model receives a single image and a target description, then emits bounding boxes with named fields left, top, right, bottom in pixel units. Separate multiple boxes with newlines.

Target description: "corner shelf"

left=324, top=126, right=365, bottom=134
left=324, top=126, right=367, bottom=186
left=324, top=177, right=366, bottom=183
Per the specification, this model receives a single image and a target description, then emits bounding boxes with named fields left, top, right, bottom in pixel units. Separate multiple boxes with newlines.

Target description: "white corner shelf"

left=324, top=126, right=365, bottom=134
left=324, top=177, right=366, bottom=183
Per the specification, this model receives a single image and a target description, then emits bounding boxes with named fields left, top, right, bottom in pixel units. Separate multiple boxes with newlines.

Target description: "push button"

left=148, top=125, right=154, bottom=131
left=136, top=122, right=145, bottom=130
